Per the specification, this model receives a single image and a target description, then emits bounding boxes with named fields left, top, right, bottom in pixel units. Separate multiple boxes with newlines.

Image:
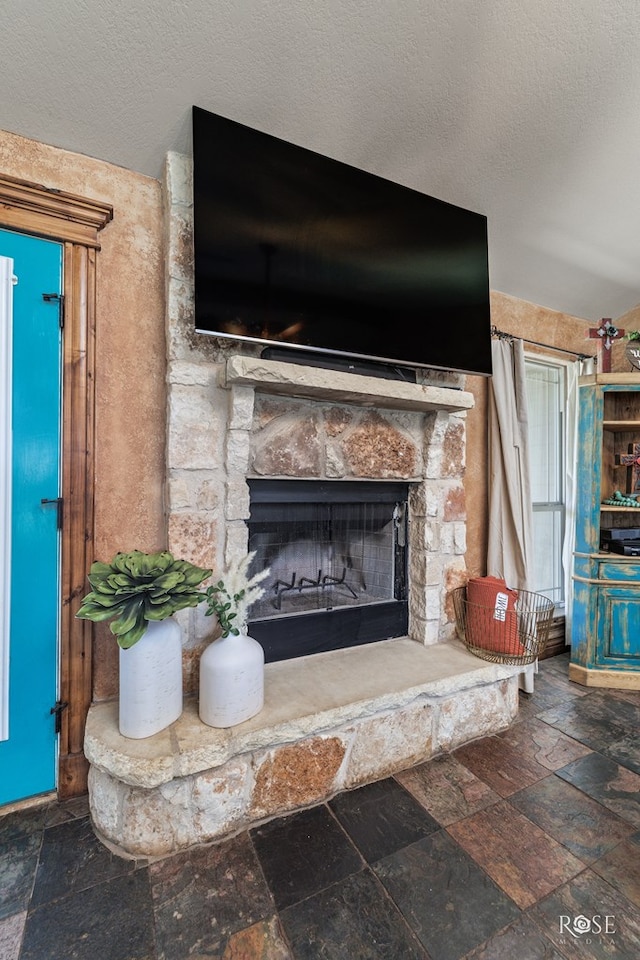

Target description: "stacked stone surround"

left=84, top=152, right=523, bottom=856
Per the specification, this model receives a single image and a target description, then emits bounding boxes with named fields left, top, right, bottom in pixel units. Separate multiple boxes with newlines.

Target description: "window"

left=525, top=359, right=566, bottom=606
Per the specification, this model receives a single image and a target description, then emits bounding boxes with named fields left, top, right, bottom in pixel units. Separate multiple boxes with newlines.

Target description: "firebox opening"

left=246, top=479, right=409, bottom=662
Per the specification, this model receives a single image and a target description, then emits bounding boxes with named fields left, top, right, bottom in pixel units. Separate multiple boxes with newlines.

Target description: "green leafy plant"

left=76, top=550, right=212, bottom=648
left=627, top=330, right=640, bottom=341
left=204, top=552, right=271, bottom=637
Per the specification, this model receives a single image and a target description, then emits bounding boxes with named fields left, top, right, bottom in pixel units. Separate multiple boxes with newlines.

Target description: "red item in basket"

left=466, top=576, right=525, bottom=655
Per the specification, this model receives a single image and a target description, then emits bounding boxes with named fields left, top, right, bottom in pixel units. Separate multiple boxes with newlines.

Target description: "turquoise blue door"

left=0, top=229, right=62, bottom=806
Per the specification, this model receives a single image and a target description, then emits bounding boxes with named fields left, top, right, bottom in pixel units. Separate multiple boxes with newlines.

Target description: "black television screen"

left=192, top=105, right=492, bottom=377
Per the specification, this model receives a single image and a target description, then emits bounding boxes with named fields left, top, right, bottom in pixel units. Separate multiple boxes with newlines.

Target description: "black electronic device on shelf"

left=608, top=540, right=640, bottom=556
left=600, top=527, right=640, bottom=552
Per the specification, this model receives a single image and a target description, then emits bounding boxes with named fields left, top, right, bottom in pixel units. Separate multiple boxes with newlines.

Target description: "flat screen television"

left=192, top=105, right=492, bottom=378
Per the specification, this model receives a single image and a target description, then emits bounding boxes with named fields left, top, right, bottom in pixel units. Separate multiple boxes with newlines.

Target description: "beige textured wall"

left=464, top=291, right=596, bottom=580
left=0, top=129, right=166, bottom=698
left=619, top=305, right=640, bottom=332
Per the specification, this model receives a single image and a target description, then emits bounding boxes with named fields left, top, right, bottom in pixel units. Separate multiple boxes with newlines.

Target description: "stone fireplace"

left=83, top=153, right=523, bottom=857
left=166, top=347, right=473, bottom=667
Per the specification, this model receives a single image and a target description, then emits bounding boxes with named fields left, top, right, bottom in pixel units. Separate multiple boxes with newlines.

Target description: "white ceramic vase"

left=199, top=632, right=264, bottom=728
left=118, top=618, right=183, bottom=739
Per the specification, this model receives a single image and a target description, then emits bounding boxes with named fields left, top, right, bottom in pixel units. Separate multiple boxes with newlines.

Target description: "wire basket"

left=452, top=585, right=555, bottom=665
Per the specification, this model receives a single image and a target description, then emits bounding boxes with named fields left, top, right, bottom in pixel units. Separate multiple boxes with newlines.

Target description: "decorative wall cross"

left=588, top=318, right=625, bottom=373
left=615, top=443, right=640, bottom=494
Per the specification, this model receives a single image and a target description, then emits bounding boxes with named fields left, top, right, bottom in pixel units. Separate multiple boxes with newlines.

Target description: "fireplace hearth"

left=247, top=479, right=408, bottom=661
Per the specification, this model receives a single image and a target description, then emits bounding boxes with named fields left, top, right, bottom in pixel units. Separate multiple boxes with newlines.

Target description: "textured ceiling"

left=3, top=0, right=640, bottom=321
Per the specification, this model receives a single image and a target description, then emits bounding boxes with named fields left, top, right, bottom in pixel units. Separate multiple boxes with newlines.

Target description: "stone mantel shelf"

left=85, top=638, right=519, bottom=791
left=224, top=355, right=474, bottom=413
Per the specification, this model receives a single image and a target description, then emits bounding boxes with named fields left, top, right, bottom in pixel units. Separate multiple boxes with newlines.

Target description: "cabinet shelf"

left=600, top=505, right=640, bottom=512
left=595, top=551, right=640, bottom=561
left=603, top=420, right=640, bottom=432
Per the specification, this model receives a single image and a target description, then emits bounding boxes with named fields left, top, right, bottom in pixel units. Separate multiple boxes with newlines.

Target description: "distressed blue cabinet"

left=570, top=373, right=640, bottom=688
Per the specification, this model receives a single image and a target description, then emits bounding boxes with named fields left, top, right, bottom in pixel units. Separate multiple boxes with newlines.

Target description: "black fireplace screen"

left=246, top=480, right=409, bottom=662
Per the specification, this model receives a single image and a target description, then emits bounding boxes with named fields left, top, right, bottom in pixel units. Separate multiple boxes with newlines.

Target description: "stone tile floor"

left=2, top=652, right=640, bottom=959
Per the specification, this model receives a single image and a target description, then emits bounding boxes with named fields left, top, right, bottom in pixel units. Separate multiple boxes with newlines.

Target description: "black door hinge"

left=41, top=497, right=63, bottom=529
left=42, top=292, right=65, bottom=328
left=50, top=700, right=68, bottom=734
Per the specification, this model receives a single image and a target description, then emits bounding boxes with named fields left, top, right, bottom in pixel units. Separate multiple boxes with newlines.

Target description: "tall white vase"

left=199, top=632, right=264, bottom=728
left=118, top=618, right=183, bottom=739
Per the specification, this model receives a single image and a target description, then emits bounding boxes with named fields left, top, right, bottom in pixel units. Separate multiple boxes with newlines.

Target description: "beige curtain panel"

left=487, top=337, right=534, bottom=591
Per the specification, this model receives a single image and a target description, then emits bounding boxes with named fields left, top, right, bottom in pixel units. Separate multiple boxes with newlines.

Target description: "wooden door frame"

left=0, top=173, right=112, bottom=798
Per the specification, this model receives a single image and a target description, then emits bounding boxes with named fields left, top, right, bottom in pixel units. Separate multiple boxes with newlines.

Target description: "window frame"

left=524, top=353, right=569, bottom=611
